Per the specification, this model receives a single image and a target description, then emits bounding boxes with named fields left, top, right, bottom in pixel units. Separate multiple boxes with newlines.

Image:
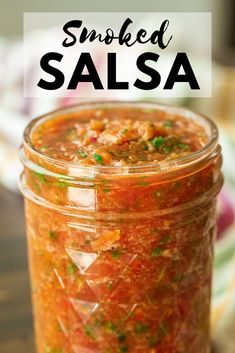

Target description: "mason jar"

left=19, top=101, right=223, bottom=353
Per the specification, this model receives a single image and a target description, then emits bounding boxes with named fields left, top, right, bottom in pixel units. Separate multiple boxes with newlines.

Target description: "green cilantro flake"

left=78, top=150, right=88, bottom=158
left=49, top=230, right=57, bottom=240
left=39, top=145, right=48, bottom=152
left=134, top=323, right=149, bottom=334
left=151, top=136, right=164, bottom=149
left=117, top=333, right=126, bottom=342
left=160, top=235, right=172, bottom=245
left=105, top=321, right=117, bottom=332
left=149, top=336, right=157, bottom=347
left=111, top=249, right=122, bottom=260
left=151, top=247, right=163, bottom=257
left=162, top=146, right=172, bottom=154
left=67, top=263, right=77, bottom=275
left=33, top=171, right=46, bottom=184
left=33, top=181, right=41, bottom=193
left=138, top=181, right=150, bottom=186
left=93, top=153, right=103, bottom=164
left=177, top=143, right=189, bottom=150
left=163, top=120, right=174, bottom=128
left=84, top=324, right=96, bottom=340
left=94, top=318, right=103, bottom=327
left=56, top=180, right=70, bottom=188
left=173, top=273, right=185, bottom=283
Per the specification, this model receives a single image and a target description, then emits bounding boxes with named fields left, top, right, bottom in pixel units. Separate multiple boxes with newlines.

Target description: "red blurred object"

left=217, top=190, right=235, bottom=239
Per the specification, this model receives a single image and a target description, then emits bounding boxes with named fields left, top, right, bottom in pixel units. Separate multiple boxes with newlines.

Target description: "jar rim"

left=23, top=100, right=219, bottom=176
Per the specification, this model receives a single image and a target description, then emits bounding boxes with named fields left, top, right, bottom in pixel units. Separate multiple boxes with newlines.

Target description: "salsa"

left=32, top=107, right=207, bottom=166
left=20, top=102, right=223, bottom=353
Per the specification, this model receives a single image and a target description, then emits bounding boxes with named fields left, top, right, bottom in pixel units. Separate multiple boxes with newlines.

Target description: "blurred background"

left=0, top=1, right=235, bottom=353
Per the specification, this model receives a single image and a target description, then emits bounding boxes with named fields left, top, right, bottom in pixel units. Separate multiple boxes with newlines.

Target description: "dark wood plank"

left=0, top=186, right=35, bottom=352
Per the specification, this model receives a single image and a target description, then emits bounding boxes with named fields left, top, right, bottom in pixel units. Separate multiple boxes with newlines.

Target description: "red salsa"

left=32, top=107, right=207, bottom=166
left=20, top=102, right=222, bottom=353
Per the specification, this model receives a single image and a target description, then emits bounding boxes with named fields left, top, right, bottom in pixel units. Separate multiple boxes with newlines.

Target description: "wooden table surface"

left=0, top=186, right=35, bottom=353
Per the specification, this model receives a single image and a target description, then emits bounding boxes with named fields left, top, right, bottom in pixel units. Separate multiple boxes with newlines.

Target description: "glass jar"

left=19, top=101, right=223, bottom=353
